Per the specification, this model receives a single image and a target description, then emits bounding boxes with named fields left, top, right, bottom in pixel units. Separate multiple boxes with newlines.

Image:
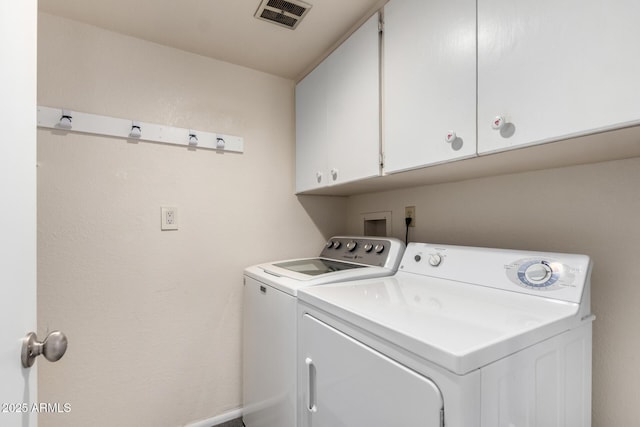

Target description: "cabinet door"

left=296, top=13, right=380, bottom=192
left=296, top=61, right=329, bottom=193
left=299, top=314, right=444, bottom=427
left=383, top=0, right=477, bottom=174
left=326, top=13, right=381, bottom=186
left=478, top=0, right=640, bottom=154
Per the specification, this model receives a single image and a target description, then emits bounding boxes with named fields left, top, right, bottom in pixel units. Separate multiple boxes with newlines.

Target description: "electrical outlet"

left=405, top=206, right=416, bottom=228
left=161, top=207, right=178, bottom=230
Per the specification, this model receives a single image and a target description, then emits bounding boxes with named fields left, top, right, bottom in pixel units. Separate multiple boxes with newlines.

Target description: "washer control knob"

left=428, top=254, right=442, bottom=267
left=414, top=254, right=422, bottom=262
left=346, top=241, right=357, bottom=251
left=374, top=244, right=385, bottom=254
left=332, top=240, right=342, bottom=249
left=363, top=243, right=373, bottom=252
left=524, top=262, right=552, bottom=284
left=326, top=240, right=334, bottom=249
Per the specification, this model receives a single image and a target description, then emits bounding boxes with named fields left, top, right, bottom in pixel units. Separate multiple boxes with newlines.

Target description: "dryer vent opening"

left=254, top=0, right=312, bottom=30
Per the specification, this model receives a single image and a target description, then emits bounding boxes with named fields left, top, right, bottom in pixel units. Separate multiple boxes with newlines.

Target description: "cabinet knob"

left=316, top=172, right=322, bottom=183
left=445, top=131, right=457, bottom=143
left=492, top=115, right=506, bottom=130
left=330, top=168, right=338, bottom=181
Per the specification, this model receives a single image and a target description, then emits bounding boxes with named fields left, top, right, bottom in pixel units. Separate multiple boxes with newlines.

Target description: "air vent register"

left=254, top=0, right=312, bottom=30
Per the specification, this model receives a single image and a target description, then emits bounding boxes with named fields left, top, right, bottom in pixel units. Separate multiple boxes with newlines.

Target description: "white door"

left=299, top=314, right=444, bottom=427
left=0, top=1, right=38, bottom=425
left=477, top=0, right=640, bottom=154
left=295, top=12, right=381, bottom=193
left=383, top=0, right=476, bottom=174
left=325, top=12, right=380, bottom=187
left=295, top=60, right=329, bottom=193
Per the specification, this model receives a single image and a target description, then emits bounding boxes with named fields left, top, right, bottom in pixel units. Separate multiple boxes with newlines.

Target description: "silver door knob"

left=21, top=331, right=68, bottom=368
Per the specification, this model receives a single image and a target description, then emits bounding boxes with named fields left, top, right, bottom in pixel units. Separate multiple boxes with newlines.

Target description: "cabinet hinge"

left=378, top=20, right=384, bottom=33
left=379, top=152, right=384, bottom=168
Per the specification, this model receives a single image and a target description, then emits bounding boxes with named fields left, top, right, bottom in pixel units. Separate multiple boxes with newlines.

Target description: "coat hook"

left=129, top=121, right=142, bottom=138
left=188, top=130, right=198, bottom=146
left=58, top=109, right=73, bottom=130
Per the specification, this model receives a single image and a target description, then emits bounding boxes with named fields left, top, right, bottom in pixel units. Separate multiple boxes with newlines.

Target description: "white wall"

left=346, top=156, right=640, bottom=426
left=37, top=13, right=346, bottom=427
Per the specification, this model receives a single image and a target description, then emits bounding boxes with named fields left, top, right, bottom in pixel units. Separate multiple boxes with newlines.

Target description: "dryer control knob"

left=332, top=240, right=342, bottom=249
left=374, top=244, right=385, bottom=254
left=363, top=243, right=373, bottom=252
left=524, top=262, right=552, bottom=284
left=346, top=241, right=357, bottom=251
left=326, top=240, right=334, bottom=249
left=428, top=254, right=442, bottom=267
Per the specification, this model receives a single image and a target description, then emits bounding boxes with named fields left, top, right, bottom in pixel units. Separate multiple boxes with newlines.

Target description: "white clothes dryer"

left=242, top=236, right=405, bottom=427
left=297, top=242, right=594, bottom=427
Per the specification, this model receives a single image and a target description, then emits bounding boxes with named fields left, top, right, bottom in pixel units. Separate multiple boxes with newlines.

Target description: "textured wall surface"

left=346, top=156, right=640, bottom=426
left=37, top=12, right=346, bottom=427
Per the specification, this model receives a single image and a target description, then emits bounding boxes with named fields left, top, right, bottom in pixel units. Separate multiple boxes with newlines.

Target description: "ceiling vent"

left=254, top=0, right=312, bottom=30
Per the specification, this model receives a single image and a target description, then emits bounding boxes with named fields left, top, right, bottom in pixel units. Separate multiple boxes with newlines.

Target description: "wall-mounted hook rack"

left=37, top=106, right=244, bottom=153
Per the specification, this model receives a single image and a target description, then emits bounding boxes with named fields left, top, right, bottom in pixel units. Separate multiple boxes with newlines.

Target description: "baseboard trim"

left=184, top=408, right=243, bottom=427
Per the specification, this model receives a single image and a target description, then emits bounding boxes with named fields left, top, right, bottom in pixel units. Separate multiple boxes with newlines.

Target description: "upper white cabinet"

left=296, top=58, right=328, bottom=193
left=296, top=0, right=640, bottom=195
left=295, top=13, right=381, bottom=193
left=383, top=0, right=477, bottom=174
left=478, top=0, right=640, bottom=154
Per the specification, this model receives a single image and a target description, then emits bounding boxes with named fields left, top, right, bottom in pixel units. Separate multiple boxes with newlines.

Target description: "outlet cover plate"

left=405, top=206, right=416, bottom=227
left=161, top=207, right=178, bottom=230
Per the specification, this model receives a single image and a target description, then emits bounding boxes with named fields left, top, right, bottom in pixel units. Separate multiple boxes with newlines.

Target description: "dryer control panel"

left=505, top=258, right=577, bottom=290
left=400, top=243, right=591, bottom=304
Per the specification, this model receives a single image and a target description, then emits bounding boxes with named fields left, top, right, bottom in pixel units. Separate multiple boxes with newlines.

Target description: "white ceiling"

left=39, top=0, right=386, bottom=81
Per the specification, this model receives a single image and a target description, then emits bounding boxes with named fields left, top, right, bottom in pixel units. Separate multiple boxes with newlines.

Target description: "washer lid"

left=244, top=260, right=395, bottom=296
left=298, top=273, right=589, bottom=375
left=271, top=258, right=368, bottom=277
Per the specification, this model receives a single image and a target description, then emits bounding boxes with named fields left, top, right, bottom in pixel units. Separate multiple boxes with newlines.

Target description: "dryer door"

left=300, top=314, right=444, bottom=427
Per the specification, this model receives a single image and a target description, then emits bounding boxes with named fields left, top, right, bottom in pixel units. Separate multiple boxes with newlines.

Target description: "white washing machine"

left=242, top=236, right=405, bottom=427
left=297, top=242, right=594, bottom=427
